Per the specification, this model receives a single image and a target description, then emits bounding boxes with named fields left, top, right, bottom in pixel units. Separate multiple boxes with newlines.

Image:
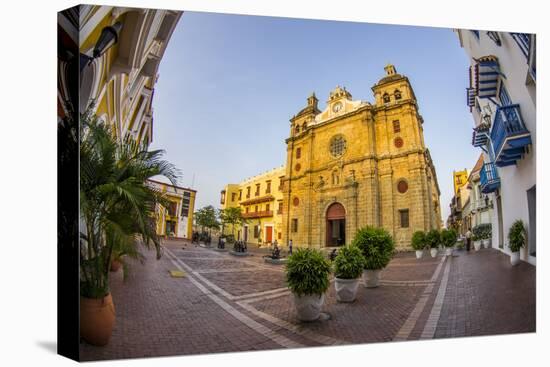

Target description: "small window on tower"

left=296, top=147, right=301, bottom=159
left=295, top=125, right=300, bottom=134
left=291, top=218, right=298, bottom=233
left=393, top=120, right=400, bottom=133
left=394, top=90, right=402, bottom=100
left=383, top=93, right=390, bottom=103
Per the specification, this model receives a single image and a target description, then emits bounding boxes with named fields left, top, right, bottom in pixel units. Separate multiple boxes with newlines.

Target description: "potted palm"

left=286, top=248, right=331, bottom=321
left=508, top=220, right=526, bottom=266
left=352, top=226, right=395, bottom=288
left=411, top=231, right=426, bottom=259
left=333, top=246, right=365, bottom=302
left=425, top=229, right=440, bottom=258
left=79, top=110, right=179, bottom=346
left=441, top=228, right=458, bottom=256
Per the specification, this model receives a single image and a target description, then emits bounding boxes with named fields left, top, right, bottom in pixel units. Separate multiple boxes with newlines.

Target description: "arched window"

left=302, top=122, right=307, bottom=131
left=383, top=93, right=390, bottom=103
left=394, top=89, right=402, bottom=100
left=295, top=124, right=300, bottom=134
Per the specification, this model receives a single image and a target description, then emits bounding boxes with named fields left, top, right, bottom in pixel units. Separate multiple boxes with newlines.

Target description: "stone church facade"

left=221, top=65, right=441, bottom=250
left=280, top=65, right=441, bottom=250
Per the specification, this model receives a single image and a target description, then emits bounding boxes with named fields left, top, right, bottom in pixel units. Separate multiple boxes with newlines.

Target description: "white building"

left=455, top=30, right=536, bottom=265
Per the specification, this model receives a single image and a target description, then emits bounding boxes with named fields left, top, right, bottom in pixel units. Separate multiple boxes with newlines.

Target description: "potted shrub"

left=441, top=228, right=458, bottom=256
left=286, top=248, right=331, bottom=321
left=333, top=245, right=365, bottom=302
left=472, top=225, right=483, bottom=251
left=79, top=111, right=179, bottom=346
left=425, top=229, right=440, bottom=258
left=411, top=231, right=426, bottom=259
left=508, top=220, right=526, bottom=266
left=480, top=223, right=492, bottom=248
left=352, top=226, right=395, bottom=288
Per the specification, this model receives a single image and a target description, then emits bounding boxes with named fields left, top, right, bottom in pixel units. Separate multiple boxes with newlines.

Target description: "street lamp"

left=93, top=22, right=123, bottom=58
left=80, top=22, right=123, bottom=71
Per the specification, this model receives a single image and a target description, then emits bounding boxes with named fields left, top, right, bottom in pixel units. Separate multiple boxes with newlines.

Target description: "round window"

left=394, top=137, right=404, bottom=148
left=293, top=197, right=300, bottom=207
left=397, top=180, right=409, bottom=194
left=295, top=163, right=301, bottom=172
left=329, top=135, right=347, bottom=157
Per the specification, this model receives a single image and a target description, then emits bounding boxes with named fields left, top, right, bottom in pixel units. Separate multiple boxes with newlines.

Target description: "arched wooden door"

left=326, top=203, right=346, bottom=246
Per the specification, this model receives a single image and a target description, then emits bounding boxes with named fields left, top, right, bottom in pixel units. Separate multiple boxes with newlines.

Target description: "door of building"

left=326, top=202, right=346, bottom=246
left=496, top=193, right=504, bottom=249
left=527, top=185, right=536, bottom=257
left=265, top=226, right=273, bottom=244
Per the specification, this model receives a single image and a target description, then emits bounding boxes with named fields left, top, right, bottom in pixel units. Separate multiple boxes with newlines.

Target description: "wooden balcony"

left=480, top=162, right=500, bottom=194
left=490, top=104, right=532, bottom=167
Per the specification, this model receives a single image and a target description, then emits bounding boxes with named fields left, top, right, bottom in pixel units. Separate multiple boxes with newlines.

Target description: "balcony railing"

left=490, top=104, right=532, bottom=167
left=480, top=162, right=500, bottom=194
left=466, top=87, right=476, bottom=107
left=472, top=123, right=490, bottom=147
left=242, top=210, right=273, bottom=219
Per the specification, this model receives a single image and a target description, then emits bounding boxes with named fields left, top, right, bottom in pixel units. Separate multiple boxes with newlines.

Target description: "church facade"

left=222, top=65, right=442, bottom=250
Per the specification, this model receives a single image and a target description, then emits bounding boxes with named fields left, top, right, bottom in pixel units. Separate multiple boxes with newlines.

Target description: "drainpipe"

left=286, top=137, right=294, bottom=250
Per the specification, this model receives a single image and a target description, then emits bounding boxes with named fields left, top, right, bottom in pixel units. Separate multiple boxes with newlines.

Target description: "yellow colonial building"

left=58, top=5, right=182, bottom=146
left=148, top=180, right=196, bottom=239
left=221, top=166, right=286, bottom=246
left=222, top=65, right=442, bottom=250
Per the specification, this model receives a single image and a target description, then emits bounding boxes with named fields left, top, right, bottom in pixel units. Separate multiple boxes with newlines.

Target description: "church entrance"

left=326, top=202, right=346, bottom=246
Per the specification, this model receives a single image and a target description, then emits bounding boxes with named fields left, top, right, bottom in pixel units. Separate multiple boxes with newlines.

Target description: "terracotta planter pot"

left=335, top=277, right=360, bottom=302
left=415, top=250, right=424, bottom=259
left=430, top=248, right=438, bottom=258
left=293, top=293, right=324, bottom=321
left=510, top=251, right=520, bottom=266
left=363, top=269, right=382, bottom=288
left=80, top=294, right=116, bottom=346
left=110, top=259, right=122, bottom=272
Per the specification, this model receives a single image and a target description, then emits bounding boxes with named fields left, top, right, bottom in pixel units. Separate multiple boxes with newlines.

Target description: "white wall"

left=459, top=30, right=536, bottom=264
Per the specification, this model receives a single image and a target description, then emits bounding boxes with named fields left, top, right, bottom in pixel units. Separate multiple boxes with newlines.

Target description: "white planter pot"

left=335, top=277, right=360, bottom=302
left=363, top=269, right=382, bottom=288
left=415, top=250, right=424, bottom=259
left=510, top=251, right=520, bottom=266
left=445, top=247, right=453, bottom=256
left=482, top=239, right=490, bottom=248
left=430, top=248, right=438, bottom=258
left=293, top=293, right=325, bottom=321
left=474, top=241, right=481, bottom=251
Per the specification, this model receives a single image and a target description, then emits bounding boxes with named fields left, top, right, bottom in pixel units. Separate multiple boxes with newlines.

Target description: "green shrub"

left=411, top=231, right=427, bottom=251
left=351, top=226, right=394, bottom=270
left=425, top=229, right=441, bottom=249
left=285, top=248, right=331, bottom=296
left=473, top=223, right=492, bottom=240
left=441, top=228, right=458, bottom=248
left=333, top=245, right=365, bottom=279
left=508, top=220, right=526, bottom=253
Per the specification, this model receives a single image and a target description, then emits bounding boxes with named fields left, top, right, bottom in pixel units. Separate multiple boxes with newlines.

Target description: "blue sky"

left=150, top=11, right=481, bottom=223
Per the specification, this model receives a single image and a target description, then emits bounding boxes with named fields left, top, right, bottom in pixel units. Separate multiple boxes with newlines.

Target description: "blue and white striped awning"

left=475, top=56, right=500, bottom=98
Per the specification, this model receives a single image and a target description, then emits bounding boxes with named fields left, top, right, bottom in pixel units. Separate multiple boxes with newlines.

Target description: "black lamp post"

left=80, top=22, right=122, bottom=71
left=93, top=22, right=123, bottom=58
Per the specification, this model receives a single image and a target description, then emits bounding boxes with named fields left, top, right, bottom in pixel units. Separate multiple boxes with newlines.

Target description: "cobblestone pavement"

left=80, top=240, right=535, bottom=361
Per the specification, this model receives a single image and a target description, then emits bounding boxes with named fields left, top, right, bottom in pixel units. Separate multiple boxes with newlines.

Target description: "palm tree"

left=79, top=107, right=180, bottom=298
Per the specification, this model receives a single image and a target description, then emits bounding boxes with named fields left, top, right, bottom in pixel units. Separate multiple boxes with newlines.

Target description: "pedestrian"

left=288, top=239, right=293, bottom=255
left=465, top=228, right=472, bottom=252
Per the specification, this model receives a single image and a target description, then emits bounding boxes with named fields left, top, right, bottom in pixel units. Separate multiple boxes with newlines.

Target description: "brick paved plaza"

left=80, top=240, right=535, bottom=361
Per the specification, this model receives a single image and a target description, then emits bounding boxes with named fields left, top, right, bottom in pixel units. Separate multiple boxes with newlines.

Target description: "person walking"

left=288, top=239, right=293, bottom=255
left=465, top=228, right=472, bottom=252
